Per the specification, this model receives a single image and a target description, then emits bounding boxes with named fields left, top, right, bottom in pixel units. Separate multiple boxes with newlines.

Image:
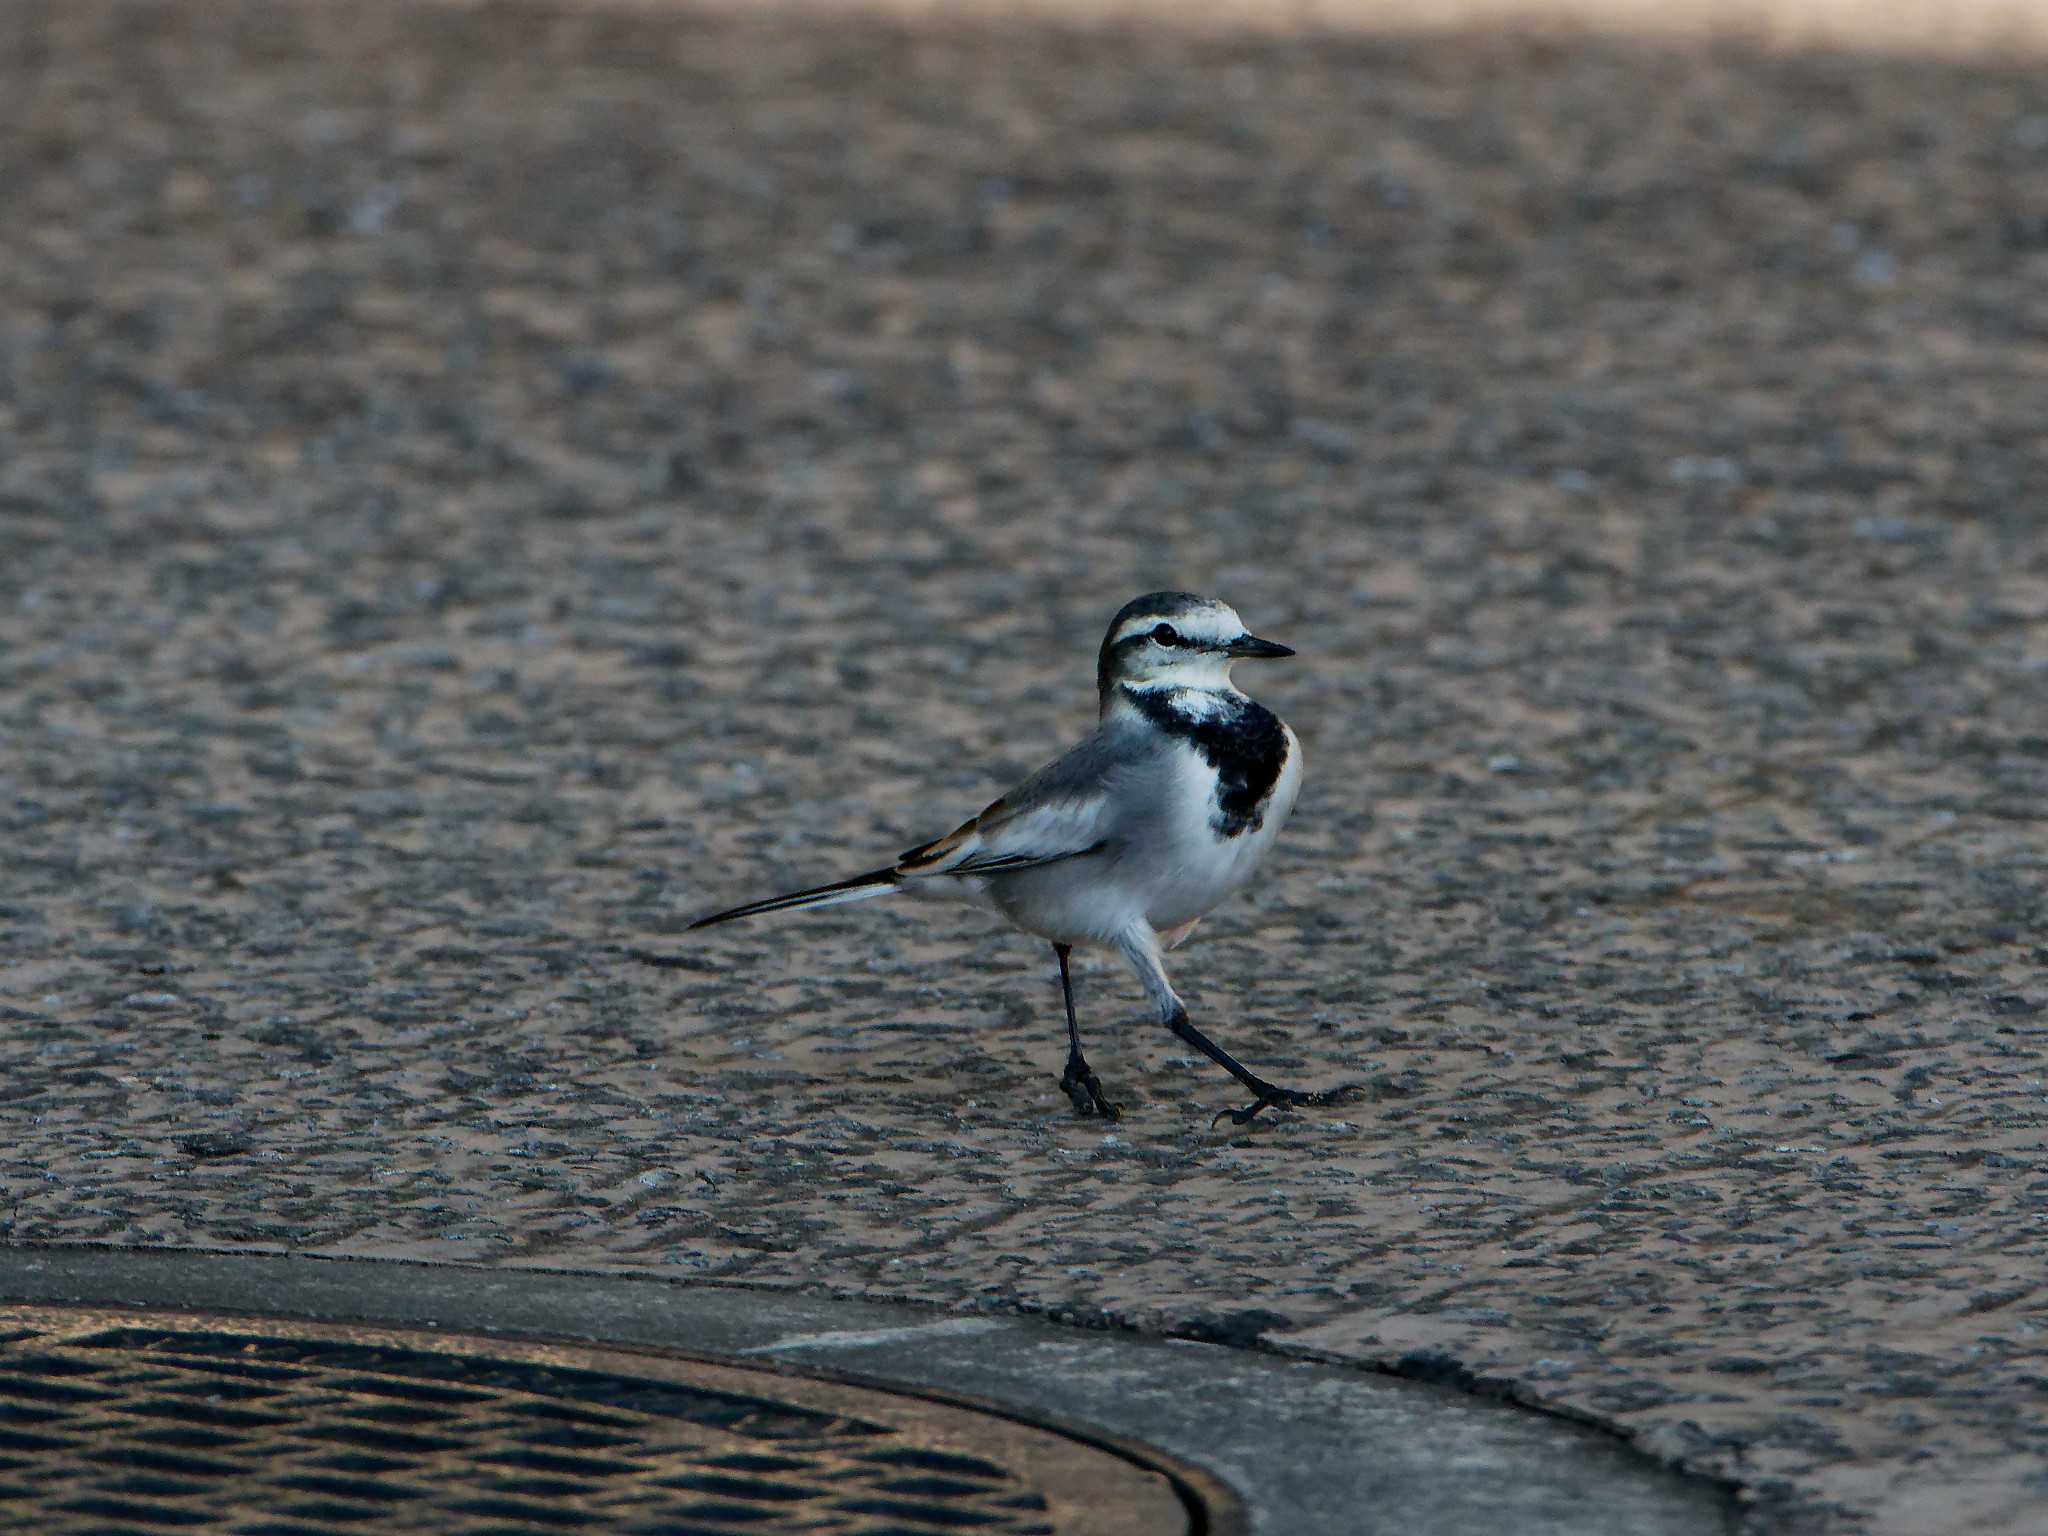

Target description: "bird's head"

left=1095, top=591, right=1294, bottom=700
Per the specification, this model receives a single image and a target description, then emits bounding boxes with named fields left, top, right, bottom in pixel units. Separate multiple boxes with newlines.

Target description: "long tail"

left=687, top=868, right=901, bottom=930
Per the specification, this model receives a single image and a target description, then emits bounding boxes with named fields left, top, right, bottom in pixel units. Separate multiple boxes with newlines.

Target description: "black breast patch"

left=1126, top=687, right=1290, bottom=838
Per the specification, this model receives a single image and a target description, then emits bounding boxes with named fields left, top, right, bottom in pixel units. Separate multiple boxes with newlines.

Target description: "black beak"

left=1225, top=634, right=1295, bottom=660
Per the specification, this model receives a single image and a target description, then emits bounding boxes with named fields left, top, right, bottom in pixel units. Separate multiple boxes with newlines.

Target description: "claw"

left=1211, top=1090, right=1306, bottom=1128
left=1211, top=1080, right=1368, bottom=1130
left=1060, top=1060, right=1123, bottom=1121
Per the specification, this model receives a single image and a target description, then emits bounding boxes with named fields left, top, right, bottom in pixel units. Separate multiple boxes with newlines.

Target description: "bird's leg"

left=1164, top=1006, right=1333, bottom=1126
left=1053, top=943, right=1121, bottom=1120
left=1111, top=922, right=1338, bottom=1126
left=1114, top=925, right=1335, bottom=1130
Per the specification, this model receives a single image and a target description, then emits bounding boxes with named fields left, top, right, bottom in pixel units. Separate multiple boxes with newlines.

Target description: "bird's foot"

left=1060, top=1055, right=1123, bottom=1121
left=1212, top=1080, right=1368, bottom=1129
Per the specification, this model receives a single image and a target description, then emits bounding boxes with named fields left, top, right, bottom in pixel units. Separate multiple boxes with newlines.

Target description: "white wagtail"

left=687, top=592, right=1353, bottom=1125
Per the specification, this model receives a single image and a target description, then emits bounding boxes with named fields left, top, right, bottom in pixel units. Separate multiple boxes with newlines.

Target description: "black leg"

left=1166, top=1006, right=1359, bottom=1126
left=1054, top=943, right=1121, bottom=1120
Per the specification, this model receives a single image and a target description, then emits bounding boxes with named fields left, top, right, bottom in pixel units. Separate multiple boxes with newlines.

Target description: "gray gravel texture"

left=3, top=4, right=2046, bottom=1533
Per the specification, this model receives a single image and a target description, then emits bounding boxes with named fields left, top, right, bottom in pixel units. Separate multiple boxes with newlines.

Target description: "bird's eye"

left=1151, top=623, right=1180, bottom=647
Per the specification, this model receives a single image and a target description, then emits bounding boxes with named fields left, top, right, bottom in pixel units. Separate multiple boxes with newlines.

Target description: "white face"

left=1106, top=601, right=1250, bottom=689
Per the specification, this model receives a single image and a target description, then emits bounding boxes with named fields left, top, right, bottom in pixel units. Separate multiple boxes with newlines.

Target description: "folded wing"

left=898, top=791, right=1111, bottom=879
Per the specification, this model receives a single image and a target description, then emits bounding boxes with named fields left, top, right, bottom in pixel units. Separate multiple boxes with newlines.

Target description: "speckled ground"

left=4, top=3, right=2047, bottom=1532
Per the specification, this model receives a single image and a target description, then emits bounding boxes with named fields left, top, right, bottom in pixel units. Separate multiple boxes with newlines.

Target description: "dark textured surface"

left=0, top=1248, right=1740, bottom=1536
left=3, top=4, right=2046, bottom=1533
left=0, top=1293, right=1189, bottom=1536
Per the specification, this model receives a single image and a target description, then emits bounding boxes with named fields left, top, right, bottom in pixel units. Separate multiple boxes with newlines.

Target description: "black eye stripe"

left=1109, top=621, right=1205, bottom=654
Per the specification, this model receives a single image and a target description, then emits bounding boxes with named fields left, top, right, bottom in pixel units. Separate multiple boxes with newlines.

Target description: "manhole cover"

left=0, top=1306, right=1202, bottom=1535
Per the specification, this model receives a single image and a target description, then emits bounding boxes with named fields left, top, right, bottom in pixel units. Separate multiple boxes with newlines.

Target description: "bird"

left=684, top=592, right=1352, bottom=1125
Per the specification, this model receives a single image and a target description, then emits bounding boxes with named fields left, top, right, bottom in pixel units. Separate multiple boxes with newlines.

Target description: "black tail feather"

left=686, top=867, right=900, bottom=929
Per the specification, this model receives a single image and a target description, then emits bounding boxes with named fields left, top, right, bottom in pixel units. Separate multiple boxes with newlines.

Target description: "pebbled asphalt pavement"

left=2, top=3, right=2045, bottom=1531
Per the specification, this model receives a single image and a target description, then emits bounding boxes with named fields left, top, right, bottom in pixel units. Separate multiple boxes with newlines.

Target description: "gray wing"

left=894, top=721, right=1148, bottom=880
